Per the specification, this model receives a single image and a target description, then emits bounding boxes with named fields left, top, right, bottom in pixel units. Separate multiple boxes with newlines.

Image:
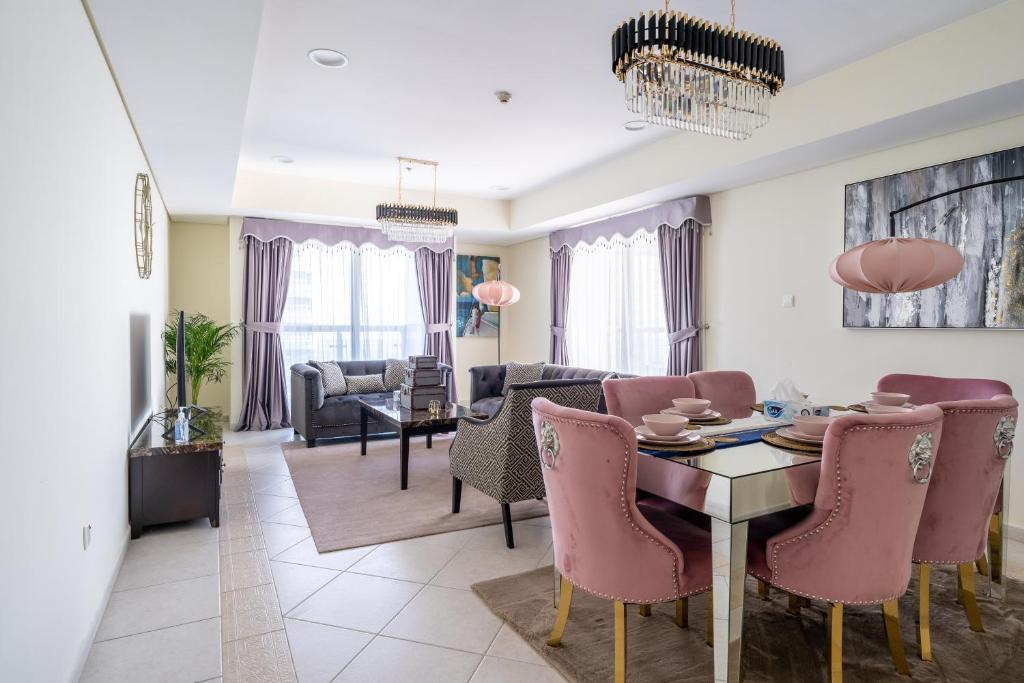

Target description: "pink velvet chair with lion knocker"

left=531, top=398, right=714, bottom=683
left=911, top=395, right=1017, bottom=661
left=745, top=406, right=944, bottom=682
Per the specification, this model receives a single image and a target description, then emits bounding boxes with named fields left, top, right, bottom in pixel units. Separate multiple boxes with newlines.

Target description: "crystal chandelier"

left=376, top=157, right=458, bottom=243
left=612, top=0, right=785, bottom=140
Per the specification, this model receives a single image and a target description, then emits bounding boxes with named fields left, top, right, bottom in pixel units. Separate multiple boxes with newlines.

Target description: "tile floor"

left=81, top=426, right=1024, bottom=683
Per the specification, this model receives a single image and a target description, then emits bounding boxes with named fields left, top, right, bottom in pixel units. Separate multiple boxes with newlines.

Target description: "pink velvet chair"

left=746, top=406, right=944, bottom=681
left=531, top=398, right=713, bottom=683
left=687, top=370, right=756, bottom=418
left=911, top=395, right=1017, bottom=660
left=602, top=375, right=696, bottom=426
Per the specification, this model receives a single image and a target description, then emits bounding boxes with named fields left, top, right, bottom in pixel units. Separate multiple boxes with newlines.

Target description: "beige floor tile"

left=286, top=572, right=421, bottom=633
left=221, top=485, right=256, bottom=505
left=273, top=537, right=375, bottom=571
left=536, top=545, right=554, bottom=568
left=463, top=522, right=552, bottom=551
left=470, top=656, right=566, bottom=683
left=269, top=561, right=339, bottom=613
left=347, top=535, right=462, bottom=582
left=81, top=617, right=221, bottom=683
left=96, top=574, right=220, bottom=641
left=218, top=520, right=263, bottom=541
left=265, top=503, right=309, bottom=528
left=223, top=502, right=260, bottom=527
left=486, top=623, right=547, bottom=666
left=256, top=494, right=300, bottom=521
left=333, top=636, right=480, bottom=683
left=259, top=478, right=298, bottom=498
left=430, top=546, right=550, bottom=591
left=222, top=583, right=285, bottom=643
left=220, top=533, right=267, bottom=557
left=128, top=519, right=219, bottom=553
left=284, top=618, right=372, bottom=683
left=261, top=522, right=311, bottom=556
left=250, top=472, right=291, bottom=493
left=518, top=515, right=552, bottom=527
left=249, top=458, right=292, bottom=477
left=221, top=550, right=274, bottom=592
left=222, top=629, right=296, bottom=683
left=382, top=585, right=502, bottom=654
left=115, top=538, right=219, bottom=591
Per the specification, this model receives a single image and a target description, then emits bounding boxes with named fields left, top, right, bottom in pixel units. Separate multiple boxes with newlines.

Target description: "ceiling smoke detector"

left=494, top=90, right=511, bottom=104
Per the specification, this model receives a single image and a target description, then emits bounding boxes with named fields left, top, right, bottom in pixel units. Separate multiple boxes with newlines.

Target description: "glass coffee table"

left=358, top=397, right=485, bottom=490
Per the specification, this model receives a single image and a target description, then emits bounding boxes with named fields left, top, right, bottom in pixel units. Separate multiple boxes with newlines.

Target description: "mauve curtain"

left=549, top=246, right=572, bottom=365
left=415, top=247, right=456, bottom=401
left=658, top=220, right=702, bottom=375
left=237, top=236, right=293, bottom=430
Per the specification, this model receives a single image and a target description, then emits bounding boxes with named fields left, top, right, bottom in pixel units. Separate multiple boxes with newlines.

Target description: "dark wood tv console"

left=128, top=410, right=224, bottom=539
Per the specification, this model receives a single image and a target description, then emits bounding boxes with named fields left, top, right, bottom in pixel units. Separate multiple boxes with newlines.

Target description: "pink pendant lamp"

left=472, top=275, right=520, bottom=363
left=830, top=175, right=1023, bottom=294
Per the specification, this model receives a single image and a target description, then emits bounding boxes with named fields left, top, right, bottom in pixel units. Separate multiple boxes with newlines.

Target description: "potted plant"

left=164, top=311, right=241, bottom=407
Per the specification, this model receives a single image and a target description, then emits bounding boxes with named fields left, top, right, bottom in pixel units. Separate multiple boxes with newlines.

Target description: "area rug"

left=281, top=435, right=548, bottom=552
left=472, top=566, right=1024, bottom=682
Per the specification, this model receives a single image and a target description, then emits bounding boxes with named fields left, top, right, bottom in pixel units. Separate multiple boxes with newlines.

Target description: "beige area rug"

left=281, top=435, right=548, bottom=552
left=473, top=566, right=1024, bottom=682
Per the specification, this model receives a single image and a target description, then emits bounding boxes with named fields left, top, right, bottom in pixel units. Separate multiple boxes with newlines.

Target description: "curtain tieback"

left=550, top=325, right=566, bottom=338
left=246, top=321, right=282, bottom=334
left=426, top=322, right=452, bottom=334
left=668, top=326, right=699, bottom=344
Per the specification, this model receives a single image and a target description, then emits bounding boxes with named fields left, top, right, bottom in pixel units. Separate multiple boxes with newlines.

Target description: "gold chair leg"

left=989, top=513, right=1003, bottom=583
left=958, top=562, right=985, bottom=632
left=706, top=593, right=713, bottom=646
left=547, top=576, right=574, bottom=647
left=882, top=600, right=911, bottom=676
left=675, top=598, right=688, bottom=628
left=788, top=592, right=802, bottom=616
left=827, top=603, right=843, bottom=683
left=757, top=579, right=771, bottom=600
left=614, top=600, right=627, bottom=683
left=638, top=604, right=652, bottom=617
left=917, top=563, right=932, bottom=662
left=976, top=553, right=990, bottom=577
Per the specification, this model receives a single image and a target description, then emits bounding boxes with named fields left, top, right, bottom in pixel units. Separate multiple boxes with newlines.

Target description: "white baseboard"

left=1007, top=523, right=1024, bottom=543
left=71, top=524, right=130, bottom=683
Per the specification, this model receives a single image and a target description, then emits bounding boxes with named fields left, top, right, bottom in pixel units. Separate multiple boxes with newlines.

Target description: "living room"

left=4, top=2, right=1024, bottom=682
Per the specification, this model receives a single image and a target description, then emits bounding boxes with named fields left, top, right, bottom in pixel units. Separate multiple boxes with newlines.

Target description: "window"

left=565, top=230, right=668, bottom=375
left=281, top=242, right=424, bottom=368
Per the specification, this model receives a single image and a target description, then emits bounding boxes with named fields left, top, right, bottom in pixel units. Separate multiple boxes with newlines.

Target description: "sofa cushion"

left=310, top=361, right=347, bottom=397
left=470, top=396, right=505, bottom=418
left=541, top=364, right=617, bottom=382
left=313, top=392, right=392, bottom=427
left=346, top=374, right=387, bottom=394
left=502, top=361, right=545, bottom=395
left=384, top=358, right=409, bottom=391
left=337, top=360, right=387, bottom=377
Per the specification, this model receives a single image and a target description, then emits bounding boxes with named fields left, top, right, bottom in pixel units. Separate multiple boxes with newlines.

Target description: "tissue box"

left=764, top=400, right=830, bottom=421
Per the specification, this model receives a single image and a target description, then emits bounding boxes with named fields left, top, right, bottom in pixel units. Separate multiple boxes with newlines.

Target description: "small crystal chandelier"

left=612, top=0, right=785, bottom=140
left=376, top=157, right=458, bottom=243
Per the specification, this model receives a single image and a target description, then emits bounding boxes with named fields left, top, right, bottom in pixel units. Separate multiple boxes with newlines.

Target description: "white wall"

left=705, top=114, right=1024, bottom=526
left=502, top=237, right=551, bottom=365
left=0, top=2, right=169, bottom=680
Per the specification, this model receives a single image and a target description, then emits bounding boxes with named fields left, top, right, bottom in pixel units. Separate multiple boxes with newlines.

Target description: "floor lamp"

left=472, top=277, right=521, bottom=364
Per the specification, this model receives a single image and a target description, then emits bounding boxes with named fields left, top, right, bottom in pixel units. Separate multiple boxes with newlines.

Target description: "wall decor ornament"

left=456, top=254, right=501, bottom=338
left=134, top=172, right=153, bottom=279
left=841, top=146, right=1024, bottom=328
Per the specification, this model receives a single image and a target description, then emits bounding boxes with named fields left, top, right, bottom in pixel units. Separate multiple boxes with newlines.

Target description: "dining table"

left=634, top=411, right=1012, bottom=683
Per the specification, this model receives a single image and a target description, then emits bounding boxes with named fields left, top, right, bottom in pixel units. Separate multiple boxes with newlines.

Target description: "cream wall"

left=0, top=1, right=170, bottom=679
left=502, top=236, right=551, bottom=365
left=704, top=114, right=1024, bottom=526
left=169, top=220, right=232, bottom=413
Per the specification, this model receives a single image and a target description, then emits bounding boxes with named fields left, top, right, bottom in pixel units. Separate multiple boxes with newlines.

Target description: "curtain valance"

left=547, top=196, right=711, bottom=252
left=241, top=217, right=454, bottom=253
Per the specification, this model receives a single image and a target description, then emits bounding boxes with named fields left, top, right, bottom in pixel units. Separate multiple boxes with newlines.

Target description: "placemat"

left=712, top=427, right=779, bottom=449
left=753, top=403, right=851, bottom=413
left=848, top=403, right=868, bottom=413
left=761, top=431, right=823, bottom=453
left=638, top=436, right=717, bottom=456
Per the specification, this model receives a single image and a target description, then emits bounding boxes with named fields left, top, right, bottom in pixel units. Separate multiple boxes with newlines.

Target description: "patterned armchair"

left=449, top=378, right=603, bottom=548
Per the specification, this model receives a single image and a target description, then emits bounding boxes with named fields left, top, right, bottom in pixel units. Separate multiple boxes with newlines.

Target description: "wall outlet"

left=782, top=295, right=795, bottom=308
left=82, top=524, right=92, bottom=550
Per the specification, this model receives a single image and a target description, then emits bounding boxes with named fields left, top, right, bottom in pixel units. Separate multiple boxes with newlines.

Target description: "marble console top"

left=129, top=408, right=225, bottom=458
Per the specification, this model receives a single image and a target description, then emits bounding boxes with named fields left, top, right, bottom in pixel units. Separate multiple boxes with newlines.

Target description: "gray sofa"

left=291, top=359, right=453, bottom=447
left=468, top=363, right=630, bottom=418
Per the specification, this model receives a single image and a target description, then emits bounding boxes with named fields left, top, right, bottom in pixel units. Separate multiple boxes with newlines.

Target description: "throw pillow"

left=383, top=358, right=409, bottom=391
left=501, top=361, right=545, bottom=395
left=346, top=374, right=387, bottom=394
left=311, top=361, right=347, bottom=397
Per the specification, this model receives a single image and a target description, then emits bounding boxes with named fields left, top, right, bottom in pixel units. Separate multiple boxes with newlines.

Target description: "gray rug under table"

left=282, top=435, right=548, bottom=552
left=472, top=565, right=1024, bottom=682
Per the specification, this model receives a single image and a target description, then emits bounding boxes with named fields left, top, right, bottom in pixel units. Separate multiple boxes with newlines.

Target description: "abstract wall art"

left=455, top=254, right=500, bottom=337
left=843, top=146, right=1024, bottom=329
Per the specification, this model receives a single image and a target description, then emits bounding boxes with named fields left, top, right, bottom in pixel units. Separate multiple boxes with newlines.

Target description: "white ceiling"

left=87, top=0, right=1006, bottom=216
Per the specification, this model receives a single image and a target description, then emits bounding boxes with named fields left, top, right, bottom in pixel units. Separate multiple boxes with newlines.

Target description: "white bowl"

left=641, top=413, right=689, bottom=436
left=792, top=415, right=833, bottom=437
left=870, top=392, right=911, bottom=407
left=671, top=398, right=711, bottom=415
left=865, top=404, right=913, bottom=415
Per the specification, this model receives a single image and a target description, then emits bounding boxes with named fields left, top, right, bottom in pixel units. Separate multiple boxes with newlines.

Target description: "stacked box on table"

left=400, top=384, right=447, bottom=410
left=400, top=355, right=445, bottom=410
left=408, top=355, right=438, bottom=370
left=404, top=367, right=442, bottom=387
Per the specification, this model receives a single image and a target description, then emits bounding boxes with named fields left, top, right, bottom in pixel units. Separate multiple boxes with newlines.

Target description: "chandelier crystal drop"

left=612, top=0, right=784, bottom=140
left=377, top=157, right=458, bottom=244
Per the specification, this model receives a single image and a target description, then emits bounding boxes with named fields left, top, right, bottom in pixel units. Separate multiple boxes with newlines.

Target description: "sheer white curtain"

left=281, top=242, right=424, bottom=368
left=566, top=229, right=668, bottom=376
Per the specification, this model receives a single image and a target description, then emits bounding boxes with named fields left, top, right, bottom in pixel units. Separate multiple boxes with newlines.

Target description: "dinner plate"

left=661, top=408, right=720, bottom=420
left=636, top=429, right=701, bottom=445
left=862, top=400, right=915, bottom=409
left=776, top=426, right=824, bottom=444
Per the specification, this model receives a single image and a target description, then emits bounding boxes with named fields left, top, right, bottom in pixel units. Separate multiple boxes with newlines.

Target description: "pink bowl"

left=871, top=392, right=910, bottom=407
left=792, top=415, right=833, bottom=437
left=642, top=413, right=689, bottom=436
left=865, top=404, right=913, bottom=415
left=671, top=398, right=711, bottom=415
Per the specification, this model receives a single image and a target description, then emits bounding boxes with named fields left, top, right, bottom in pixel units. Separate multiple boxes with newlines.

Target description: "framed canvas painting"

left=456, top=254, right=500, bottom=337
left=843, top=146, right=1024, bottom=329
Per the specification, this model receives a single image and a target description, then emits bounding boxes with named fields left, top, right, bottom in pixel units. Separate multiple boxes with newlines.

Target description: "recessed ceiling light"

left=308, top=48, right=349, bottom=69
left=623, top=120, right=648, bottom=131
left=271, top=155, right=294, bottom=164
left=491, top=185, right=510, bottom=191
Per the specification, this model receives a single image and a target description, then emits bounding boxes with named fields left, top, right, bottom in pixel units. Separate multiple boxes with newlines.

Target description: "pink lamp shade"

left=829, top=237, right=964, bottom=294
left=472, top=280, right=521, bottom=306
